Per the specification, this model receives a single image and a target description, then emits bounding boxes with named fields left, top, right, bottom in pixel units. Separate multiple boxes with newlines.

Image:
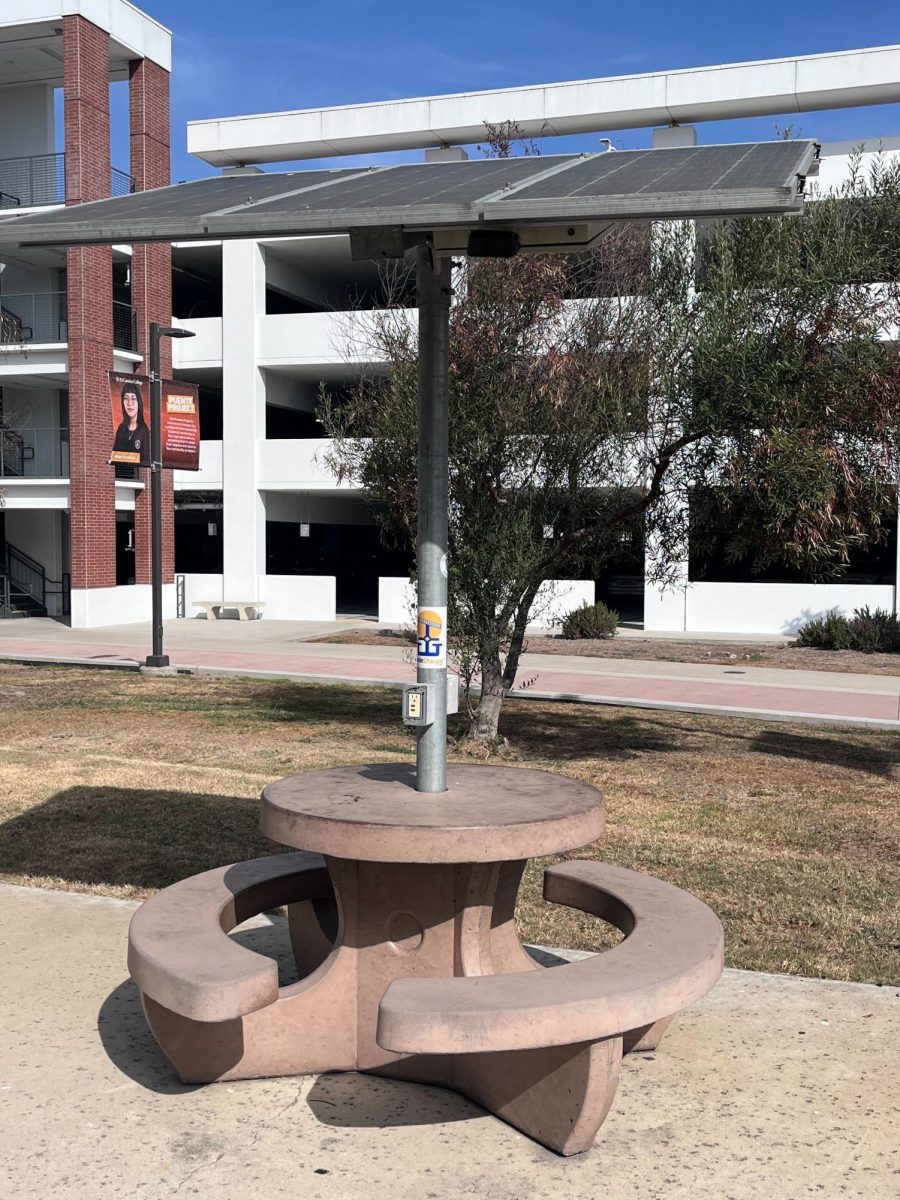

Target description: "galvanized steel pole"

left=415, top=246, right=452, bottom=793
left=145, top=321, right=168, bottom=668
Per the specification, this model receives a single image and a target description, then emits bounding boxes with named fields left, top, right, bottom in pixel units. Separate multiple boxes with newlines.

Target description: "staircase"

left=0, top=576, right=45, bottom=618
left=0, top=543, right=68, bottom=619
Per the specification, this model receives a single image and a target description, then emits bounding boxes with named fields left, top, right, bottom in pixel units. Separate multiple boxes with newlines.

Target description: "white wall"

left=377, top=577, right=595, bottom=628
left=180, top=573, right=335, bottom=620
left=0, top=84, right=54, bottom=161
left=257, top=310, right=400, bottom=371
left=258, top=574, right=336, bottom=620
left=378, top=577, right=415, bottom=625
left=70, top=583, right=176, bottom=629
left=173, top=440, right=222, bottom=490
left=644, top=579, right=688, bottom=631
left=263, top=491, right=373, bottom=524
left=257, top=438, right=350, bottom=490
left=531, top=580, right=596, bottom=628
left=666, top=582, right=897, bottom=636
left=179, top=572, right=224, bottom=614
left=221, top=241, right=266, bottom=597
left=172, top=317, right=222, bottom=367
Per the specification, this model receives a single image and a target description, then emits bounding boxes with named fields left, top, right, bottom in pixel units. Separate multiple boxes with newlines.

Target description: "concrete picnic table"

left=128, top=763, right=724, bottom=1155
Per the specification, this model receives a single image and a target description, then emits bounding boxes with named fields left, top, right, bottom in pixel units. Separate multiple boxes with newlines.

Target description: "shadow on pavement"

left=97, top=978, right=197, bottom=1095
left=97, top=921, right=299, bottom=1093
left=306, top=1072, right=480, bottom=1129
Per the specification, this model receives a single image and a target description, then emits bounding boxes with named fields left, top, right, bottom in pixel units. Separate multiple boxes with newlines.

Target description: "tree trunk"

left=469, top=654, right=505, bottom=744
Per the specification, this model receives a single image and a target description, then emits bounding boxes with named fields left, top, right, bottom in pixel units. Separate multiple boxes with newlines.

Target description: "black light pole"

left=145, top=321, right=195, bottom=669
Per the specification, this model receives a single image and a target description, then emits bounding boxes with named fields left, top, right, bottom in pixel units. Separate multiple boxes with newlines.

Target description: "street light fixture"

left=145, top=321, right=195, bottom=669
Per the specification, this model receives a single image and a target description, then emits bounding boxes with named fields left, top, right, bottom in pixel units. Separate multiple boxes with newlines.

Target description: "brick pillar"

left=129, top=57, right=174, bottom=586
left=64, top=15, right=115, bottom=592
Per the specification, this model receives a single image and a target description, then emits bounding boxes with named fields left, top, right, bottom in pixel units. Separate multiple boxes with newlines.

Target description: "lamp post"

left=145, top=321, right=195, bottom=669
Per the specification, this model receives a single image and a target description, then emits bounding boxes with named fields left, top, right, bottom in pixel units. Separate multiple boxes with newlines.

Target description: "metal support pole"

left=145, top=321, right=168, bottom=668
left=415, top=246, right=452, bottom=793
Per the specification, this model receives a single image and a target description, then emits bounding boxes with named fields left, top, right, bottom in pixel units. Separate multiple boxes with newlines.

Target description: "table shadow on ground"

left=306, top=1072, right=483, bottom=1131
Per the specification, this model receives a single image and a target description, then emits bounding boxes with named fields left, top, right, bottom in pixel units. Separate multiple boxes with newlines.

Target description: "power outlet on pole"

left=402, top=683, right=434, bottom=726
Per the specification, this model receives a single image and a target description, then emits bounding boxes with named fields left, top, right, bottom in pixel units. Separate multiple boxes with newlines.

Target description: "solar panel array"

left=0, top=141, right=817, bottom=248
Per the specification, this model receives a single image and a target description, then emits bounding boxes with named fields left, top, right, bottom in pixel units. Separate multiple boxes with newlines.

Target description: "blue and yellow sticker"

left=417, top=606, right=447, bottom=668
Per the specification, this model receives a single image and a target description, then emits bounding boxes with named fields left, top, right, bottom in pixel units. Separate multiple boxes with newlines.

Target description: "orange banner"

left=109, top=371, right=151, bottom=465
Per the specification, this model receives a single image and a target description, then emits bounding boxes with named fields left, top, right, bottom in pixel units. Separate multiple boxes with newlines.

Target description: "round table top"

left=260, top=763, right=605, bottom=864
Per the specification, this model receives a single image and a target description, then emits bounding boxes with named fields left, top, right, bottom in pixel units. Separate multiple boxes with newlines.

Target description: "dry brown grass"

left=0, top=663, right=897, bottom=984
left=311, top=628, right=900, bottom=674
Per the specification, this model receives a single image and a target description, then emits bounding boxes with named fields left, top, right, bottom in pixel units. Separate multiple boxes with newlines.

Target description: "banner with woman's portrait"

left=109, top=372, right=151, bottom=465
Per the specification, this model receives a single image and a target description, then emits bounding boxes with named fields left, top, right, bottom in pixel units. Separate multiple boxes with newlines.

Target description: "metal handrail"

left=1, top=544, right=69, bottom=616
left=113, top=301, right=139, bottom=352
left=0, top=293, right=139, bottom=352
left=0, top=425, right=68, bottom=478
left=0, top=292, right=66, bottom=344
left=0, top=153, right=133, bottom=207
left=0, top=427, right=26, bottom=475
left=5, top=543, right=45, bottom=609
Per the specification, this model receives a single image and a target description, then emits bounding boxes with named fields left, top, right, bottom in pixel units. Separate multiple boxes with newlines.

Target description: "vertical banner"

left=109, top=371, right=151, bottom=465
left=417, top=606, right=447, bottom=668
left=161, top=380, right=201, bottom=471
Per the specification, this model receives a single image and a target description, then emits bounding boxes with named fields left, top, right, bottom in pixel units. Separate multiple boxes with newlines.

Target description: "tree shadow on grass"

left=0, top=787, right=273, bottom=893
left=748, top=728, right=900, bottom=779
left=493, top=706, right=709, bottom=763
left=495, top=702, right=899, bottom=779
left=184, top=681, right=402, bottom=729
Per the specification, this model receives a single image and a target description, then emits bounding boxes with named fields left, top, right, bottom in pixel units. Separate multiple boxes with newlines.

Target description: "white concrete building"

left=170, top=50, right=900, bottom=634
left=2, top=20, right=898, bottom=633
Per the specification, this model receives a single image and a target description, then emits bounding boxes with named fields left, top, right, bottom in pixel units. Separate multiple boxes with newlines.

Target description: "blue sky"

left=109, top=0, right=900, bottom=180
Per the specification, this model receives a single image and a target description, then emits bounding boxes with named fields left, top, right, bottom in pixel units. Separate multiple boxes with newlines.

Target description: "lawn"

left=0, top=663, right=897, bottom=985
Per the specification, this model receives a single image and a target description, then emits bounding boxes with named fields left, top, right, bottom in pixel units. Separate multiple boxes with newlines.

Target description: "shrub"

left=559, top=601, right=619, bottom=640
left=848, top=606, right=900, bottom=654
left=795, top=606, right=900, bottom=653
left=795, top=610, right=853, bottom=650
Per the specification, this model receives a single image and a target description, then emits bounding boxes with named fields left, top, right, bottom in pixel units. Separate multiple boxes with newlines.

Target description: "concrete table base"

left=131, top=765, right=723, bottom=1156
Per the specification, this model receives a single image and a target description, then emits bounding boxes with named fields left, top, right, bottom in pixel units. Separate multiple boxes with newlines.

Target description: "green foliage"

left=846, top=606, right=900, bottom=653
left=321, top=138, right=900, bottom=739
left=795, top=607, right=900, bottom=653
left=795, top=610, right=854, bottom=650
left=560, top=601, right=620, bottom=640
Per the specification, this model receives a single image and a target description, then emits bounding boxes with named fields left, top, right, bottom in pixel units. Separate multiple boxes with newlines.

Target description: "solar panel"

left=0, top=141, right=818, bottom=250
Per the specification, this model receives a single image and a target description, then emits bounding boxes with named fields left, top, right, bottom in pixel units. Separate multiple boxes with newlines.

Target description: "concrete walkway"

left=1, top=882, right=897, bottom=1199
left=0, top=617, right=898, bottom=727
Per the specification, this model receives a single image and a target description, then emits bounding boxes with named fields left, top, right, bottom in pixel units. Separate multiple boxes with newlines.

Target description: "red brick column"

left=64, top=15, right=115, bottom=592
left=129, top=57, right=174, bottom=586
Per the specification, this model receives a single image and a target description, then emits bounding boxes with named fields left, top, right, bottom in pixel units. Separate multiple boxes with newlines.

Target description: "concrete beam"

left=188, top=45, right=900, bottom=166
left=0, top=1, right=171, bottom=74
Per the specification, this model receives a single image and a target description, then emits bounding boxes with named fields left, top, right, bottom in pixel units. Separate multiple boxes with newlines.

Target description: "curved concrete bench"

left=127, top=852, right=331, bottom=1023
left=376, top=860, right=724, bottom=1055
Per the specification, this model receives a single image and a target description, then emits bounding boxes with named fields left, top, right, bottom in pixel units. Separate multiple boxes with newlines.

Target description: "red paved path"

left=2, top=633, right=898, bottom=726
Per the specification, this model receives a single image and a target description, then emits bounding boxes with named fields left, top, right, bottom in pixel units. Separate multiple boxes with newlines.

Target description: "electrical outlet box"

left=402, top=678, right=459, bottom=725
left=402, top=683, right=434, bottom=726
